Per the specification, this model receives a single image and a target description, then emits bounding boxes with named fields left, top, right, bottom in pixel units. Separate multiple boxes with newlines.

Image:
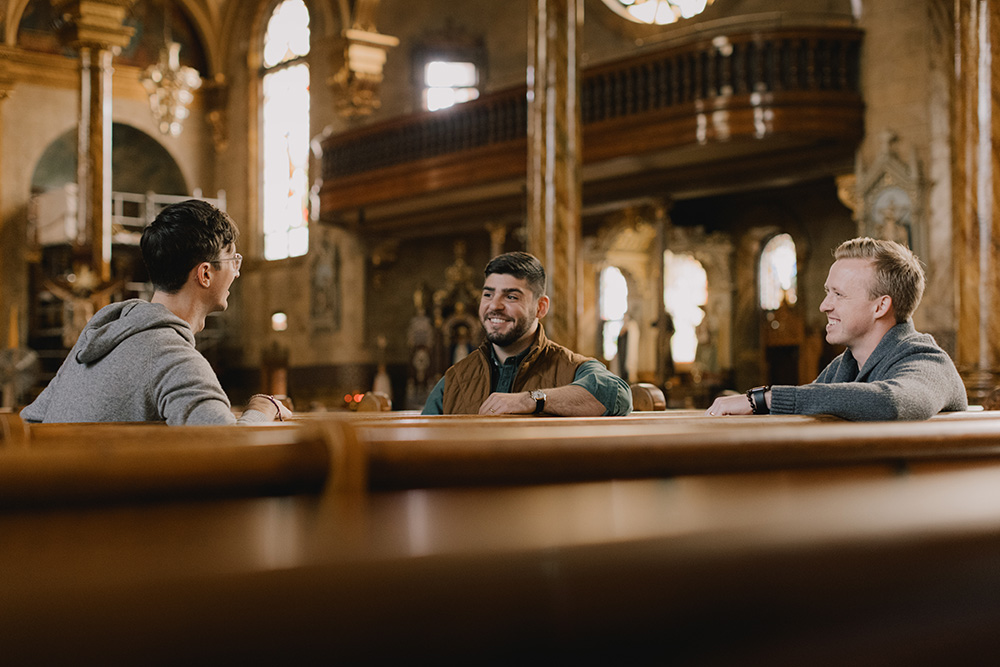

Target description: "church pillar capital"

left=55, top=0, right=136, bottom=53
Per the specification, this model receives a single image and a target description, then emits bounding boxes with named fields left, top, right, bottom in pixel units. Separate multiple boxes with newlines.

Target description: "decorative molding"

left=55, top=0, right=136, bottom=52
left=330, top=17, right=399, bottom=118
left=855, top=131, right=923, bottom=255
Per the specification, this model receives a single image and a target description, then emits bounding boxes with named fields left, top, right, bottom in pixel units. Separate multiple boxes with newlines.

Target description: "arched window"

left=261, top=0, right=310, bottom=261
left=599, top=266, right=629, bottom=361
left=759, top=233, right=798, bottom=310
left=663, top=251, right=707, bottom=364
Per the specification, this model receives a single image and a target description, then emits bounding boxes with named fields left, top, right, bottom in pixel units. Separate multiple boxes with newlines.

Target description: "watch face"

left=531, top=390, right=545, bottom=400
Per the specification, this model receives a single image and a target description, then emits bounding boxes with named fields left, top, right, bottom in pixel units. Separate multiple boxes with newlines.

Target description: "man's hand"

left=480, top=385, right=607, bottom=416
left=705, top=393, right=752, bottom=416
left=246, top=394, right=294, bottom=421
left=479, top=391, right=535, bottom=415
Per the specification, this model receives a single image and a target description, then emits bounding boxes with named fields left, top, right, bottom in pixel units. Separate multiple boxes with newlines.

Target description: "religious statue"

left=44, top=263, right=123, bottom=348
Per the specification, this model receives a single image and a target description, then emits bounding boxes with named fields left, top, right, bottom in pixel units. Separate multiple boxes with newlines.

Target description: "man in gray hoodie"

left=21, top=200, right=289, bottom=425
left=705, top=237, right=968, bottom=421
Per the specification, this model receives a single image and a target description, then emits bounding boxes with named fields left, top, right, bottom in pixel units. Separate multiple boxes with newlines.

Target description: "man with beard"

left=422, top=252, right=632, bottom=416
left=705, top=237, right=967, bottom=421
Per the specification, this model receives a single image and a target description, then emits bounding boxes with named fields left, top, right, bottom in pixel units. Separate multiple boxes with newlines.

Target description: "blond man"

left=707, top=238, right=967, bottom=421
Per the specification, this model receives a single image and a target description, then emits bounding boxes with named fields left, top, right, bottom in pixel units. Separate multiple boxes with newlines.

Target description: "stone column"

left=0, top=56, right=17, bottom=351
left=953, top=0, right=1000, bottom=403
left=527, top=0, right=583, bottom=348
left=486, top=223, right=508, bottom=258
left=57, top=1, right=134, bottom=283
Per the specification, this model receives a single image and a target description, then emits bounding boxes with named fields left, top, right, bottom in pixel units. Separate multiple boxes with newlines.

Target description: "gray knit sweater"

left=769, top=321, right=968, bottom=421
left=21, top=300, right=268, bottom=425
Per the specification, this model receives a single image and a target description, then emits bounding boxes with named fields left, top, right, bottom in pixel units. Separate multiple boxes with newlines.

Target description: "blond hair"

left=834, top=237, right=925, bottom=322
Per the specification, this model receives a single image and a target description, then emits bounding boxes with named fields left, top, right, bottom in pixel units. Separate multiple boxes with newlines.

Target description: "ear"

left=535, top=294, right=550, bottom=319
left=194, top=262, right=213, bottom=289
left=873, top=294, right=893, bottom=320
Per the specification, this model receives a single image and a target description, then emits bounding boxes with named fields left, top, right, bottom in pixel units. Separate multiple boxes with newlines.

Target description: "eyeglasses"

left=214, top=253, right=243, bottom=271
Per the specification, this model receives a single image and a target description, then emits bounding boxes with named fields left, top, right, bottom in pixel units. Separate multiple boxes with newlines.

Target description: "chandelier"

left=603, top=0, right=713, bottom=25
left=141, top=41, right=202, bottom=137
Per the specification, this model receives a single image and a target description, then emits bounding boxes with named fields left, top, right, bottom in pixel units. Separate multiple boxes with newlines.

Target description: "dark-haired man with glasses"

left=22, top=200, right=289, bottom=424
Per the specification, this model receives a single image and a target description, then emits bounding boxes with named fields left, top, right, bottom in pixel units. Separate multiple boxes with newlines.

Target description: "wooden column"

left=953, top=0, right=1000, bottom=403
left=527, top=0, right=583, bottom=348
left=57, top=1, right=134, bottom=283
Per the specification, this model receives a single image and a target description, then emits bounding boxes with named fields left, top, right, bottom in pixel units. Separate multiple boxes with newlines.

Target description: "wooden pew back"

left=0, top=417, right=363, bottom=507
left=343, top=412, right=1000, bottom=489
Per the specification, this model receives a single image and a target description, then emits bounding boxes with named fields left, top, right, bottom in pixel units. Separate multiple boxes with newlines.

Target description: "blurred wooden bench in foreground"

left=6, top=465, right=1000, bottom=662
left=2, top=409, right=1000, bottom=505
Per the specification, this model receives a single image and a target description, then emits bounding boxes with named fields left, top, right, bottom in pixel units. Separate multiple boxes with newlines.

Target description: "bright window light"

left=759, top=233, right=798, bottom=310
left=261, top=0, right=310, bottom=261
left=664, top=251, right=707, bottom=364
left=600, top=266, right=629, bottom=361
left=423, top=61, right=479, bottom=111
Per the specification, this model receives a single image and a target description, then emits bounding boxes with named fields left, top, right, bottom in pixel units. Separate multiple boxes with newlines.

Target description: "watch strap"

left=748, top=385, right=771, bottom=415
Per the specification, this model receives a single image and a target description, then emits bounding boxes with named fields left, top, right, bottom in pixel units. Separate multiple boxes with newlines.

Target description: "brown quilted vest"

left=443, top=324, right=591, bottom=414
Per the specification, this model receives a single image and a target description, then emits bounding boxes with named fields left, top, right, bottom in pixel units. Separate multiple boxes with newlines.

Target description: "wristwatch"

left=529, top=389, right=546, bottom=414
left=747, top=385, right=771, bottom=415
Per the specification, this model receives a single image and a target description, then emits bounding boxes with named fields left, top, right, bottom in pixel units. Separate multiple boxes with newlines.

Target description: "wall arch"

left=31, top=123, right=188, bottom=195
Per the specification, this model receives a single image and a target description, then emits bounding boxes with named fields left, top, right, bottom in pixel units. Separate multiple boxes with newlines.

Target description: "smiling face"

left=479, top=273, right=548, bottom=353
left=820, top=258, right=885, bottom=350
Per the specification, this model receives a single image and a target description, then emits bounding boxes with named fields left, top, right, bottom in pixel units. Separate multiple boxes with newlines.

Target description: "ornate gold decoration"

left=55, top=0, right=135, bottom=52
left=331, top=28, right=399, bottom=118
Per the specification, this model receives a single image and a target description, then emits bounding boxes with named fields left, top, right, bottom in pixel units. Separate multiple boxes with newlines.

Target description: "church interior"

left=5, top=0, right=1000, bottom=661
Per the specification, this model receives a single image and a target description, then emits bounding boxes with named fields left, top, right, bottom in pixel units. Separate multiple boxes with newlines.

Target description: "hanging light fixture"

left=603, top=0, right=713, bottom=25
left=140, top=4, right=201, bottom=136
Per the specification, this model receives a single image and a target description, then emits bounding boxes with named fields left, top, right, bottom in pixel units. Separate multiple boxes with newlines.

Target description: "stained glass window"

left=663, top=251, right=707, bottom=364
left=600, top=266, right=629, bottom=361
left=261, top=0, right=310, bottom=261
left=759, top=234, right=798, bottom=310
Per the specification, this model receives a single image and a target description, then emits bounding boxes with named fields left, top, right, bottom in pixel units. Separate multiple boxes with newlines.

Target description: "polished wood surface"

left=5, top=466, right=1000, bottom=662
left=353, top=412, right=1000, bottom=489
left=0, top=420, right=357, bottom=507
left=7, top=411, right=1000, bottom=500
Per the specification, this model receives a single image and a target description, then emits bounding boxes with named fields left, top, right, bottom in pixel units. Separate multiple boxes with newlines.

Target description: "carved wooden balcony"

left=320, top=26, right=863, bottom=233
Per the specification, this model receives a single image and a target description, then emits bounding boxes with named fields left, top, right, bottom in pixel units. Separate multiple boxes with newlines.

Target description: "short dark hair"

left=484, top=251, right=546, bottom=297
left=834, top=237, right=925, bottom=322
left=140, top=200, right=239, bottom=293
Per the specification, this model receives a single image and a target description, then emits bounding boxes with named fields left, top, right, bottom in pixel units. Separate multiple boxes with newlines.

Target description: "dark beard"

left=484, top=317, right=532, bottom=347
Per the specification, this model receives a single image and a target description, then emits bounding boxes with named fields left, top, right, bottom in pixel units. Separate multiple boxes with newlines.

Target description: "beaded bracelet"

left=250, top=393, right=284, bottom=421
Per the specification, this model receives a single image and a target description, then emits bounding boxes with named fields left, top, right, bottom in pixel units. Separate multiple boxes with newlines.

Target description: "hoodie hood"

left=75, top=299, right=194, bottom=364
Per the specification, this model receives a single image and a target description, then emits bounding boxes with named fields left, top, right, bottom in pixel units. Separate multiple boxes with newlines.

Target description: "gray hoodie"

left=21, top=299, right=268, bottom=425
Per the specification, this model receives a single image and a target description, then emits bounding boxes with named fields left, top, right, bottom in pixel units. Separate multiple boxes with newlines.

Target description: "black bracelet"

left=747, top=385, right=771, bottom=415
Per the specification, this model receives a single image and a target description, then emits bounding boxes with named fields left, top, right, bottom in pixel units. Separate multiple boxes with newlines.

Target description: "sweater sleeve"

left=571, top=360, right=633, bottom=416
left=19, top=383, right=52, bottom=423
left=769, top=346, right=967, bottom=421
left=150, top=333, right=238, bottom=425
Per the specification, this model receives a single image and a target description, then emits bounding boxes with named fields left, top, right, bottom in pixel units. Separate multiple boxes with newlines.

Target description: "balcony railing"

left=320, top=25, right=862, bottom=220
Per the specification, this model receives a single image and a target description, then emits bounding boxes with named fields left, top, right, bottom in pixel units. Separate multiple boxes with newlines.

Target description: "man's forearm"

left=542, top=384, right=606, bottom=416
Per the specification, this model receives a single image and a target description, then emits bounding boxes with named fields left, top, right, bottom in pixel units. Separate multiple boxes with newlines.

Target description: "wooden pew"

left=344, top=413, right=1000, bottom=489
left=10, top=408, right=1000, bottom=503
left=6, top=465, right=1000, bottom=662
left=0, top=417, right=362, bottom=507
